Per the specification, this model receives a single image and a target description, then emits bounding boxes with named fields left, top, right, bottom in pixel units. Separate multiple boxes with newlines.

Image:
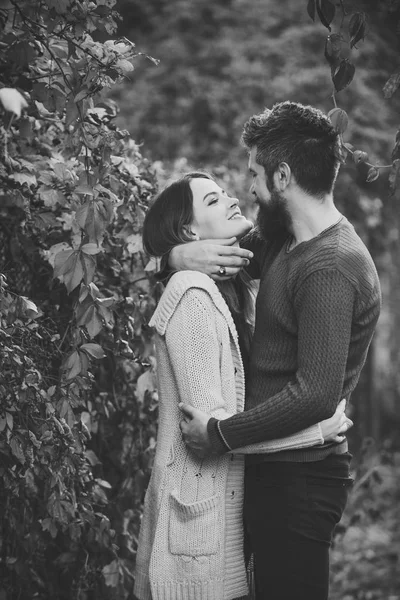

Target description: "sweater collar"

left=149, top=270, right=238, bottom=341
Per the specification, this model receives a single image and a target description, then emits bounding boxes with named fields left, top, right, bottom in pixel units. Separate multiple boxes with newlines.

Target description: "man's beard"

left=255, top=190, right=292, bottom=242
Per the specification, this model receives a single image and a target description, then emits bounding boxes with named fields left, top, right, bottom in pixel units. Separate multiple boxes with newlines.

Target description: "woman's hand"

left=320, top=399, right=353, bottom=443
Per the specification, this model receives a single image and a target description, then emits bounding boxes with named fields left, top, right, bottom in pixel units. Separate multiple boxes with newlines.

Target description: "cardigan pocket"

left=168, top=490, right=220, bottom=557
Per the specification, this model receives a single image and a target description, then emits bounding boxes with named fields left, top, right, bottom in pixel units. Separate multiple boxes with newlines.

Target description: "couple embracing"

left=133, top=101, right=381, bottom=600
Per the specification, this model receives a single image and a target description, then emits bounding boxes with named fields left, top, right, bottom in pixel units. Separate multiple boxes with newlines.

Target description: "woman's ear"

left=183, top=225, right=200, bottom=240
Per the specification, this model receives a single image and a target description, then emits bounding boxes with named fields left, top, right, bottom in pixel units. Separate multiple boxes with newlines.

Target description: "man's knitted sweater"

left=208, top=216, right=382, bottom=461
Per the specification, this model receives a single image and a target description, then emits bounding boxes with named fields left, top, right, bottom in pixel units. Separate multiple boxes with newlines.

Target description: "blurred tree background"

left=0, top=0, right=399, bottom=598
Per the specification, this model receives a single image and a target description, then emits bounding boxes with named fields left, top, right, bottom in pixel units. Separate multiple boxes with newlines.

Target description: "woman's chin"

left=234, top=219, right=253, bottom=239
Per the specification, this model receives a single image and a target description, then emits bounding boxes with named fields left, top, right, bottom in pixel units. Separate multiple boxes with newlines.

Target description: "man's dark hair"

left=241, top=101, right=340, bottom=198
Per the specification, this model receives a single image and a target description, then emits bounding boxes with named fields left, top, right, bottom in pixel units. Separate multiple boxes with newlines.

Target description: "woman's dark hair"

left=142, top=171, right=212, bottom=259
left=142, top=171, right=256, bottom=373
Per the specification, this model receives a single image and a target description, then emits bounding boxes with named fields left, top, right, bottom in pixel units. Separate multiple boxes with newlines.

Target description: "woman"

left=134, top=172, right=350, bottom=600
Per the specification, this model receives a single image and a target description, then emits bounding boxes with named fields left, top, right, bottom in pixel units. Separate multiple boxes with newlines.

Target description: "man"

left=169, top=101, right=381, bottom=599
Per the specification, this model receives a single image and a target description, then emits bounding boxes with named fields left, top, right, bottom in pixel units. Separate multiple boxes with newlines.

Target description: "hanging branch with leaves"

left=306, top=0, right=400, bottom=187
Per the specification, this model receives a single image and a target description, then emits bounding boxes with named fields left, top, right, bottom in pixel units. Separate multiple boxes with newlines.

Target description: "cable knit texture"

left=134, top=271, right=325, bottom=600
left=211, top=217, right=382, bottom=461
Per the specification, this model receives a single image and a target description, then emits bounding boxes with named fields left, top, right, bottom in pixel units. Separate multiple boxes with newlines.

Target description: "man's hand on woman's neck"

left=168, top=238, right=253, bottom=280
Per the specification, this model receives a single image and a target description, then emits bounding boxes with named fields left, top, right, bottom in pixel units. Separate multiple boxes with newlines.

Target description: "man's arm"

left=208, top=269, right=357, bottom=452
left=168, top=238, right=253, bottom=280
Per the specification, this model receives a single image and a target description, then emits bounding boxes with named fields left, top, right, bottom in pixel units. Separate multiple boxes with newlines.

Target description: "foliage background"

left=0, top=0, right=399, bottom=599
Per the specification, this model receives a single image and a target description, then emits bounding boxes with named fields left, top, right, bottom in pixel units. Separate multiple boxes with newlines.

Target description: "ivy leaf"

left=84, top=306, right=103, bottom=338
left=102, top=560, right=120, bottom=588
left=77, top=200, right=110, bottom=243
left=145, top=257, right=160, bottom=272
left=348, top=12, right=367, bottom=49
left=366, top=167, right=380, bottom=183
left=79, top=284, right=90, bottom=303
left=328, top=107, right=348, bottom=134
left=136, top=370, right=156, bottom=403
left=53, top=163, right=73, bottom=181
left=41, top=517, right=58, bottom=539
left=96, top=478, right=112, bottom=489
left=54, top=250, right=84, bottom=292
left=81, top=243, right=102, bottom=255
left=47, top=243, right=72, bottom=267
left=10, top=436, right=25, bottom=464
left=115, top=58, right=134, bottom=75
left=94, top=5, right=111, bottom=17
left=324, top=33, right=342, bottom=69
left=19, top=118, right=33, bottom=139
left=81, top=253, right=96, bottom=285
left=63, top=350, right=81, bottom=380
left=31, top=83, right=48, bottom=104
left=383, top=68, right=400, bottom=99
left=59, top=399, right=75, bottom=427
left=332, top=59, right=355, bottom=92
left=74, top=87, right=90, bottom=103
left=97, top=303, right=114, bottom=329
left=6, top=412, right=13, bottom=431
left=10, top=172, right=37, bottom=187
left=126, top=233, right=142, bottom=254
left=65, top=97, right=79, bottom=127
left=75, top=184, right=95, bottom=197
left=39, top=186, right=66, bottom=207
left=80, top=343, right=105, bottom=359
left=85, top=449, right=101, bottom=466
left=307, top=0, right=316, bottom=21
left=9, top=42, right=37, bottom=67
left=63, top=253, right=84, bottom=293
left=316, top=0, right=335, bottom=30
left=44, top=0, right=71, bottom=15
left=353, top=150, right=369, bottom=164
left=53, top=249, right=74, bottom=279
left=79, top=350, right=89, bottom=375
left=20, top=296, right=39, bottom=319
left=389, top=159, right=400, bottom=193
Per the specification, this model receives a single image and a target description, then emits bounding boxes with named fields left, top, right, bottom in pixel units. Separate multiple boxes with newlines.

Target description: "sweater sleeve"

left=165, top=288, right=234, bottom=420
left=212, top=268, right=356, bottom=451
left=230, top=422, right=324, bottom=454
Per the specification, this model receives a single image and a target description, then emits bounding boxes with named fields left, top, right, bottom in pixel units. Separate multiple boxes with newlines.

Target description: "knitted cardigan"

left=134, top=271, right=325, bottom=600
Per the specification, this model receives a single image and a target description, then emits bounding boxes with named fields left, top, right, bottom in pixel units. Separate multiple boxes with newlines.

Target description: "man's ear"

left=273, top=162, right=291, bottom=191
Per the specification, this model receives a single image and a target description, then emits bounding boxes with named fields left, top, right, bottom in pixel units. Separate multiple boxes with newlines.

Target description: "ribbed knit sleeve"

left=165, top=288, right=234, bottom=420
left=232, top=422, right=324, bottom=454
left=215, top=268, right=357, bottom=450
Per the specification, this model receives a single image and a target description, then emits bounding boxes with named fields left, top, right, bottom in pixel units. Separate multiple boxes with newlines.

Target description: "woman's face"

left=189, top=178, right=253, bottom=240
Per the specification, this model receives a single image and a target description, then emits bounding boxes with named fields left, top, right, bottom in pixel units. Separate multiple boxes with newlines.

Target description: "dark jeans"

left=244, top=453, right=353, bottom=600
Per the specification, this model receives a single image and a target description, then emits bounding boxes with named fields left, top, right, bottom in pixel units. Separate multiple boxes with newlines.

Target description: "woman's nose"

left=229, top=196, right=239, bottom=207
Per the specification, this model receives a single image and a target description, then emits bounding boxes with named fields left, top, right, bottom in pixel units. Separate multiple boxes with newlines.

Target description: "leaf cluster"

left=0, top=0, right=160, bottom=597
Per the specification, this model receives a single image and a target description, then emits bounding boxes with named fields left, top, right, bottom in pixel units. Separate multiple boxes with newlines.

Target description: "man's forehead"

left=248, top=147, right=261, bottom=171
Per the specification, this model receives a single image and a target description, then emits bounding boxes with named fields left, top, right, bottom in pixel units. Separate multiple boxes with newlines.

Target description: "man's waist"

left=245, top=438, right=348, bottom=465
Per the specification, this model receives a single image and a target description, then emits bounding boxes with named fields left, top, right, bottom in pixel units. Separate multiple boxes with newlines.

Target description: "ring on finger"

left=218, top=266, right=227, bottom=276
